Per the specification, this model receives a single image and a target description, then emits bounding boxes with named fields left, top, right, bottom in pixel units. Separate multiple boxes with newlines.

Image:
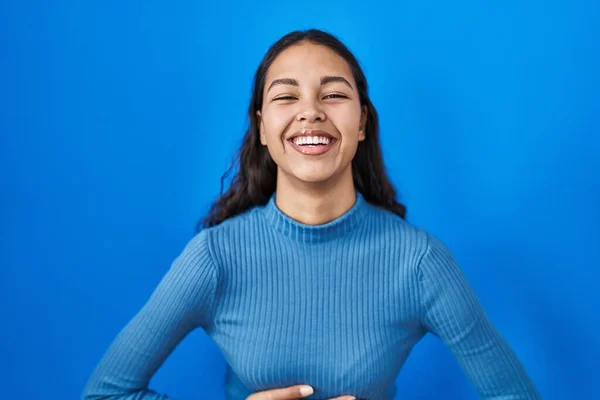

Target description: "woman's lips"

left=287, top=138, right=337, bottom=155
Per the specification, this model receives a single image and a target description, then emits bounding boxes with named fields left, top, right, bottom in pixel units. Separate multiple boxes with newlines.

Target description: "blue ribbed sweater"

left=82, top=191, right=540, bottom=400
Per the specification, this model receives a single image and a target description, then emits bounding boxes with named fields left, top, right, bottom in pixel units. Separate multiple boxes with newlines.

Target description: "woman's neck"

left=274, top=169, right=357, bottom=226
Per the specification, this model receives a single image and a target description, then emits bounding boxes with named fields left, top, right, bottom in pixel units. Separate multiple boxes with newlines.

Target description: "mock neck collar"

left=261, top=190, right=368, bottom=243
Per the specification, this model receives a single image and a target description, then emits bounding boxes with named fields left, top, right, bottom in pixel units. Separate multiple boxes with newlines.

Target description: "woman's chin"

left=277, top=163, right=353, bottom=187
left=284, top=169, right=336, bottom=186
left=297, top=171, right=351, bottom=187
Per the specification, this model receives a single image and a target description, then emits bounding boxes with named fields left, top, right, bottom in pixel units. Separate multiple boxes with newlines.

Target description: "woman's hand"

left=246, top=384, right=356, bottom=400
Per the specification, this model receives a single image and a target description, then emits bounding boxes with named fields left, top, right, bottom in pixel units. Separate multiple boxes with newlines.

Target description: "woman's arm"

left=417, top=231, right=541, bottom=400
left=81, top=230, right=219, bottom=400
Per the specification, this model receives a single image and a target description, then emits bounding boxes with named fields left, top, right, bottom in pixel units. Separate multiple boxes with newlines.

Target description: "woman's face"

left=257, top=41, right=366, bottom=186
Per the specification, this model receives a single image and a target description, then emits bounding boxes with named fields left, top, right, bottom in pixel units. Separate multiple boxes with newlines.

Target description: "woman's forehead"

left=265, top=43, right=354, bottom=85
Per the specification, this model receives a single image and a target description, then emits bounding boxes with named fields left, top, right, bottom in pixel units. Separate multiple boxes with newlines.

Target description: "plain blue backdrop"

left=1, top=1, right=598, bottom=399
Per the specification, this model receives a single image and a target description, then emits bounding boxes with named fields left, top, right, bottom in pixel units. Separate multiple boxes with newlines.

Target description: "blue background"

left=1, top=1, right=598, bottom=399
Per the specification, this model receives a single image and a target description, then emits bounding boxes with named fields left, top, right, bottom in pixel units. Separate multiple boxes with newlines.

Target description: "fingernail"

left=300, top=386, right=314, bottom=396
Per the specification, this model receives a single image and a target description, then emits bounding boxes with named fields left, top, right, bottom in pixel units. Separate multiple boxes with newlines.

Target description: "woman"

left=82, top=29, right=541, bottom=400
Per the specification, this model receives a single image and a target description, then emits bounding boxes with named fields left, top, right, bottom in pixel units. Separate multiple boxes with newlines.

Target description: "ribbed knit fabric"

left=82, top=191, right=541, bottom=400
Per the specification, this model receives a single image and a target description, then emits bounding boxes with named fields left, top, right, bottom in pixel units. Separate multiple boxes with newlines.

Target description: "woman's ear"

left=358, top=105, right=367, bottom=141
left=256, top=110, right=267, bottom=145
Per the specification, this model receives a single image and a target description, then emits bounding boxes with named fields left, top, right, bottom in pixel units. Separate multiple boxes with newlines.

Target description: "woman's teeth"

left=291, top=136, right=332, bottom=146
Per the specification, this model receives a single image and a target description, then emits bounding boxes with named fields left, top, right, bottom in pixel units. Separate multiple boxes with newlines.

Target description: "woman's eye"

left=274, top=96, right=296, bottom=101
left=273, top=94, right=347, bottom=101
left=323, top=93, right=347, bottom=100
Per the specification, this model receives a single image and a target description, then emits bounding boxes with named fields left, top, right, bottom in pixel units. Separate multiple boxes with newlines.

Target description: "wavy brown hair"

left=198, top=29, right=406, bottom=231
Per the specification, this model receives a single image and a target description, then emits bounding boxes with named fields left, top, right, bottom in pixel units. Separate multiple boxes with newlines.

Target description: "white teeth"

left=292, top=136, right=332, bottom=146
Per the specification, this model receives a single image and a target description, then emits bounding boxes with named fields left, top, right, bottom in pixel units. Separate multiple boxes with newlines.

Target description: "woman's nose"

left=296, top=101, right=326, bottom=122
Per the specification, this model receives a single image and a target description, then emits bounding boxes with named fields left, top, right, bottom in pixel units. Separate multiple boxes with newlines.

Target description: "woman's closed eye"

left=323, top=93, right=348, bottom=100
left=273, top=95, right=297, bottom=101
left=273, top=93, right=348, bottom=101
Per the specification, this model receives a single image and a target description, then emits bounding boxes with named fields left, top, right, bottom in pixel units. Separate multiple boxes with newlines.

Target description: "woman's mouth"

left=287, top=135, right=337, bottom=156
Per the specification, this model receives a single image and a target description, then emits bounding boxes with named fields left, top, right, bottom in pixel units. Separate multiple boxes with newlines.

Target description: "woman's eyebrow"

left=267, top=78, right=298, bottom=93
left=320, top=76, right=353, bottom=90
left=266, top=75, right=354, bottom=93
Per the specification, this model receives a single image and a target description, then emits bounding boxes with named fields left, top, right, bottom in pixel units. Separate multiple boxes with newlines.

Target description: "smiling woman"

left=81, top=29, right=542, bottom=400
left=257, top=43, right=366, bottom=188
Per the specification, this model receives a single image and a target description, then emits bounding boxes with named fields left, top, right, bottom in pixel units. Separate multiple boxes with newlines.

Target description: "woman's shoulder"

left=365, top=202, right=456, bottom=264
left=201, top=204, right=264, bottom=235
left=173, top=209, right=260, bottom=278
left=192, top=205, right=266, bottom=251
left=366, top=201, right=429, bottom=239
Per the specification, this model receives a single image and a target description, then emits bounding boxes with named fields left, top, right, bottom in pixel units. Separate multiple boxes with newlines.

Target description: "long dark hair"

left=198, top=29, right=406, bottom=231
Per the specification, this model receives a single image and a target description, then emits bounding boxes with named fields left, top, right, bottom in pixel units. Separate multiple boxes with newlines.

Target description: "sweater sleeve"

left=81, top=230, right=219, bottom=400
left=417, top=231, right=541, bottom=399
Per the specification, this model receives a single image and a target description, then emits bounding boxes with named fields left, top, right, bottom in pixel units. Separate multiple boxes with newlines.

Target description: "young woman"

left=82, top=29, right=541, bottom=400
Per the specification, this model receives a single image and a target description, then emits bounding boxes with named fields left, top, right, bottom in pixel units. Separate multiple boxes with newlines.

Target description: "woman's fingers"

left=246, top=385, right=356, bottom=400
left=246, top=384, right=314, bottom=400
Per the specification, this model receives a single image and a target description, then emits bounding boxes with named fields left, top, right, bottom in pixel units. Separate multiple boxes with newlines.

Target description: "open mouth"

left=287, top=135, right=337, bottom=155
